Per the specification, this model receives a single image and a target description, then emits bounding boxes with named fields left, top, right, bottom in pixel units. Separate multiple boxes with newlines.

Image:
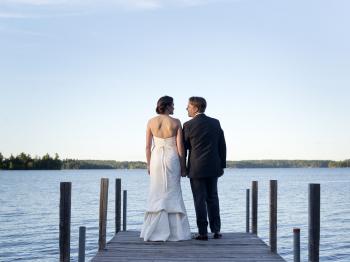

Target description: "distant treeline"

left=226, top=160, right=350, bottom=168
left=0, top=153, right=146, bottom=170
left=62, top=159, right=146, bottom=169
left=0, top=152, right=62, bottom=170
left=0, top=152, right=349, bottom=170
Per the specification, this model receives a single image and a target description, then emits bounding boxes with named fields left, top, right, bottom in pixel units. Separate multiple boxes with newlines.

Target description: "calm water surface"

left=0, top=168, right=349, bottom=261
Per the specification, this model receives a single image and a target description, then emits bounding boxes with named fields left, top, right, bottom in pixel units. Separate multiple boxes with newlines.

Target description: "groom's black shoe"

left=213, top=233, right=222, bottom=239
left=193, top=234, right=208, bottom=241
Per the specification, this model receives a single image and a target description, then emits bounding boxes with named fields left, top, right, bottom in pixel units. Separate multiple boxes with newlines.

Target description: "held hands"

left=147, top=165, right=150, bottom=175
left=220, top=168, right=224, bottom=176
left=181, top=169, right=187, bottom=177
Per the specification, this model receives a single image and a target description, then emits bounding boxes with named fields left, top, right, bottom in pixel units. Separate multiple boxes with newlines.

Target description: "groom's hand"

left=181, top=170, right=187, bottom=177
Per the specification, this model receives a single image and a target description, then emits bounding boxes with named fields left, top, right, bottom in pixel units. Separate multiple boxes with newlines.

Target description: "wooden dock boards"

left=92, top=231, right=286, bottom=262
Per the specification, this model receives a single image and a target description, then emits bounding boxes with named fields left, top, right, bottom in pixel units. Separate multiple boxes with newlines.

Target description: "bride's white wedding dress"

left=140, top=136, right=191, bottom=241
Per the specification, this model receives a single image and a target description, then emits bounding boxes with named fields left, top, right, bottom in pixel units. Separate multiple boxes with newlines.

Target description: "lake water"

left=0, top=168, right=349, bottom=261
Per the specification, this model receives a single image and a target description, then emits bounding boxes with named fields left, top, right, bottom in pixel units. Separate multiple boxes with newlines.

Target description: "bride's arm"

left=176, top=121, right=186, bottom=177
left=145, top=121, right=153, bottom=175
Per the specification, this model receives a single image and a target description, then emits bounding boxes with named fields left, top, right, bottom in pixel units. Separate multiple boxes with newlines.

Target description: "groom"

left=183, top=96, right=226, bottom=240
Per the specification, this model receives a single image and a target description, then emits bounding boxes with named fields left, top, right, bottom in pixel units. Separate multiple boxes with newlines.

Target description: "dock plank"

left=92, top=231, right=286, bottom=262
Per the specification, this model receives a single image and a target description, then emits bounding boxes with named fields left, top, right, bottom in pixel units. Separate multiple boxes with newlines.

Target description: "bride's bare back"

left=148, top=115, right=180, bottom=138
left=145, top=115, right=186, bottom=176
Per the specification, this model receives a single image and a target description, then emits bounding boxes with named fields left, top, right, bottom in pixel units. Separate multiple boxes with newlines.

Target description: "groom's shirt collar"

left=194, top=112, right=205, bottom=118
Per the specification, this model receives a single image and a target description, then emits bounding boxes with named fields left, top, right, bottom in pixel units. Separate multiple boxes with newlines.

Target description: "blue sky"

left=1, top=0, right=349, bottom=161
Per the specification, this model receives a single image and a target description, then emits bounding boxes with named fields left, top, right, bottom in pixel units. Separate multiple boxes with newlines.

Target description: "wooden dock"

left=91, top=231, right=286, bottom=262
left=59, top=179, right=321, bottom=261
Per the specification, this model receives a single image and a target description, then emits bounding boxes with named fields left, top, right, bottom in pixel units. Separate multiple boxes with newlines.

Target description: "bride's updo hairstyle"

left=156, top=96, right=173, bottom=114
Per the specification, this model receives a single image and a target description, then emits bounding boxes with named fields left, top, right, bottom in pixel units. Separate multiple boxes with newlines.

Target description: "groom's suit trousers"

left=190, top=177, right=221, bottom=235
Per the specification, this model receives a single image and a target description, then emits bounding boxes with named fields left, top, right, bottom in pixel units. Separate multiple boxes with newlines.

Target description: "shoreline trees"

left=0, top=153, right=61, bottom=170
left=0, top=152, right=349, bottom=170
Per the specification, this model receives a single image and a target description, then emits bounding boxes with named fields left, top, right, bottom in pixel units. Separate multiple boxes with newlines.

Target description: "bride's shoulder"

left=148, top=115, right=161, bottom=121
left=169, top=117, right=181, bottom=126
left=147, top=116, right=159, bottom=125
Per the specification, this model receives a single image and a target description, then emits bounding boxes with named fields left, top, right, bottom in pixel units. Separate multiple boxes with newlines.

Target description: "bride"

left=140, top=96, right=191, bottom=241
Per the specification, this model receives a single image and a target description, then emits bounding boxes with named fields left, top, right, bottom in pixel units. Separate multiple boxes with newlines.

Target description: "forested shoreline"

left=0, top=152, right=349, bottom=170
left=226, top=160, right=350, bottom=168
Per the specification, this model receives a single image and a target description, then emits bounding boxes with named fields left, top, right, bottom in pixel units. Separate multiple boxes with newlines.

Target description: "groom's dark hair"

left=189, top=97, right=206, bottom=113
left=156, top=96, right=173, bottom=114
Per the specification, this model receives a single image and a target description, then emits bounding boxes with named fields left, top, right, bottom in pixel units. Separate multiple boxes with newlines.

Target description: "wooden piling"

left=98, top=178, right=109, bottom=251
left=59, top=182, right=71, bottom=262
left=252, top=181, right=258, bottom=235
left=115, top=178, right=121, bottom=234
left=309, top=184, right=320, bottom=262
left=123, top=190, right=127, bottom=231
left=270, top=180, right=277, bottom=253
left=293, top=228, right=300, bottom=262
left=78, top=226, right=86, bottom=262
left=246, top=189, right=250, bottom=233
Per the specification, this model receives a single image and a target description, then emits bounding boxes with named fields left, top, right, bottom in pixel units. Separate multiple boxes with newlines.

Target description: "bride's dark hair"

left=156, top=96, right=173, bottom=114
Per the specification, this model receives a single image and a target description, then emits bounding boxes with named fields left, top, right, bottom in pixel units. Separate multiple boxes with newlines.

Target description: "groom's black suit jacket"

left=183, top=114, right=226, bottom=179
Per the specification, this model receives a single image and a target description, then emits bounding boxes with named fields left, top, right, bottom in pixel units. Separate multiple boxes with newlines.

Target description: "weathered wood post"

left=270, top=180, right=277, bottom=253
left=59, top=182, right=71, bottom=262
left=309, top=184, right=320, bottom=262
left=252, top=181, right=258, bottom=234
left=294, top=228, right=301, bottom=262
left=98, top=178, right=109, bottom=251
left=78, top=226, right=86, bottom=262
left=246, top=189, right=250, bottom=233
left=115, top=178, right=121, bottom=234
left=123, top=190, right=127, bottom=231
